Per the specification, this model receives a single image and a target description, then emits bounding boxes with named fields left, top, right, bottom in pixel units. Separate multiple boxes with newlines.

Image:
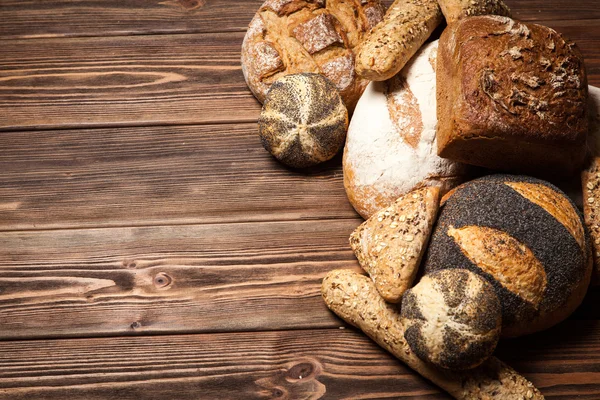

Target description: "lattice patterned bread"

left=437, top=16, right=589, bottom=176
left=241, top=0, right=384, bottom=111
left=258, top=73, right=348, bottom=168
left=437, top=0, right=510, bottom=24
left=321, top=269, right=544, bottom=399
left=350, top=186, right=440, bottom=303
left=401, top=269, right=502, bottom=370
left=423, top=174, right=592, bottom=338
left=344, top=40, right=467, bottom=219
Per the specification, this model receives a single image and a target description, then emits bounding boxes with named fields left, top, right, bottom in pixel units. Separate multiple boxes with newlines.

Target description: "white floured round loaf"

left=343, top=40, right=468, bottom=219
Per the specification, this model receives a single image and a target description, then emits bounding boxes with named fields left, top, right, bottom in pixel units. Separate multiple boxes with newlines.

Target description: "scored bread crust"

left=322, top=269, right=544, bottom=399
left=241, top=0, right=384, bottom=111
left=354, top=0, right=443, bottom=81
left=344, top=40, right=467, bottom=219
left=350, top=187, right=440, bottom=303
left=436, top=16, right=589, bottom=176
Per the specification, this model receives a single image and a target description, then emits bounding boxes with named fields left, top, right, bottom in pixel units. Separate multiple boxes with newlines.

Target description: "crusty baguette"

left=322, top=269, right=544, bottom=400
left=437, top=0, right=510, bottom=24
left=354, top=0, right=442, bottom=81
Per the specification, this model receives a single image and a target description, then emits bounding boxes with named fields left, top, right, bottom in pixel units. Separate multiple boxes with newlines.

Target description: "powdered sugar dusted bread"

left=343, top=40, right=467, bottom=219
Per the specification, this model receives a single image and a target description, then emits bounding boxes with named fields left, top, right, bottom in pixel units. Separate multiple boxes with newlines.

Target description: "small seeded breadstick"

left=437, top=0, right=511, bottom=24
left=322, top=269, right=545, bottom=399
left=350, top=187, right=440, bottom=303
left=355, top=0, right=443, bottom=81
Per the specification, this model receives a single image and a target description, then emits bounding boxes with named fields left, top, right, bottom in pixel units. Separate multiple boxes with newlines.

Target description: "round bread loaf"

left=423, top=174, right=592, bottom=338
left=258, top=73, right=348, bottom=168
left=401, top=269, right=502, bottom=370
left=241, top=0, right=384, bottom=111
left=343, top=40, right=468, bottom=219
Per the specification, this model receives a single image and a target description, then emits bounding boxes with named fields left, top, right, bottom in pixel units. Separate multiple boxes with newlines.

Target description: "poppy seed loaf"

left=401, top=269, right=502, bottom=370
left=436, top=16, right=589, bottom=176
left=258, top=73, right=348, bottom=168
left=423, top=174, right=592, bottom=338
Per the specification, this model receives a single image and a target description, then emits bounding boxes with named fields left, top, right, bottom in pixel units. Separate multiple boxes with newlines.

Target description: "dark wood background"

left=0, top=1, right=599, bottom=398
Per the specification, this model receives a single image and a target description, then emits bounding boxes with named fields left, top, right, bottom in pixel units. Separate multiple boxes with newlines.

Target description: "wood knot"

left=130, top=321, right=142, bottom=329
left=177, top=0, right=205, bottom=10
left=123, top=260, right=137, bottom=269
left=154, top=272, right=172, bottom=289
left=286, top=361, right=319, bottom=381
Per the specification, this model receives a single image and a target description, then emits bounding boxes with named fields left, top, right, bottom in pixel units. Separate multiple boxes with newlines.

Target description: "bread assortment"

left=401, top=269, right=502, bottom=370
left=241, top=0, right=597, bottom=397
left=322, top=269, right=543, bottom=399
left=241, top=0, right=384, bottom=110
left=354, top=0, right=443, bottom=82
left=437, top=16, right=589, bottom=176
left=258, top=73, right=348, bottom=168
left=344, top=40, right=467, bottom=218
left=350, top=186, right=440, bottom=303
left=423, top=174, right=592, bottom=337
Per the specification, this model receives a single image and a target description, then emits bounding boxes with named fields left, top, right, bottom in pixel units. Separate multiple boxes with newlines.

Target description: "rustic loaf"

left=581, top=85, right=600, bottom=284
left=423, top=174, right=592, bottom=338
left=350, top=187, right=440, bottom=303
left=322, top=269, right=544, bottom=399
left=344, top=40, right=467, bottom=219
left=258, top=73, right=348, bottom=168
left=401, top=269, right=502, bottom=370
left=436, top=16, right=589, bottom=176
left=354, top=0, right=443, bottom=81
left=241, top=0, right=384, bottom=111
left=437, top=0, right=510, bottom=24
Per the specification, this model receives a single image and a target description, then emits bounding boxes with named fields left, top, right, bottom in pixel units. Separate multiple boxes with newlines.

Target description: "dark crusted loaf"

left=436, top=16, right=589, bottom=176
left=423, top=174, right=592, bottom=337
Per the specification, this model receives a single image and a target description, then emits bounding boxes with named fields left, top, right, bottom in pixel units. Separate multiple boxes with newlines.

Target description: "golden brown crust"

left=321, top=269, right=544, bottom=399
left=241, top=0, right=384, bottom=111
left=436, top=16, right=588, bottom=176
left=437, top=0, right=510, bottom=24
left=354, top=0, right=442, bottom=81
left=582, top=157, right=600, bottom=284
left=349, top=187, right=440, bottom=303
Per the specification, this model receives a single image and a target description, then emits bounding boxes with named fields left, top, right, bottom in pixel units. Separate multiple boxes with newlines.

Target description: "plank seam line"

left=0, top=215, right=361, bottom=234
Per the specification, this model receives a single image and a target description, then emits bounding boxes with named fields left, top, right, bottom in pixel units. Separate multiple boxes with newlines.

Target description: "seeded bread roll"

left=259, top=73, right=348, bottom=168
left=241, top=0, right=384, bottom=111
left=401, top=269, right=502, bottom=370
left=322, top=269, right=544, bottom=399
left=581, top=85, right=600, bottom=284
left=344, top=40, right=468, bottom=219
left=437, top=0, right=510, bottom=24
left=350, top=187, right=440, bottom=303
left=354, top=0, right=443, bottom=81
left=436, top=16, right=589, bottom=176
left=423, top=174, right=592, bottom=338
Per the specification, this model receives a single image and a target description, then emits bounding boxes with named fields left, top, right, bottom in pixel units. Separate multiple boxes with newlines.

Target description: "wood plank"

left=1, top=26, right=599, bottom=130
left=0, top=323, right=599, bottom=399
left=0, top=123, right=356, bottom=231
left=0, top=0, right=598, bottom=40
left=0, top=32, right=260, bottom=131
left=0, top=219, right=362, bottom=339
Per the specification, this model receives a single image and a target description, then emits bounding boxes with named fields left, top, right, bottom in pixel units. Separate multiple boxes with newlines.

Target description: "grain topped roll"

left=344, top=40, right=468, bottom=219
left=423, top=174, right=592, bottom=337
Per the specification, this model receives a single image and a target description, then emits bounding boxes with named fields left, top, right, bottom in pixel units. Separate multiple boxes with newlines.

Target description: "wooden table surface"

left=1, top=1, right=599, bottom=399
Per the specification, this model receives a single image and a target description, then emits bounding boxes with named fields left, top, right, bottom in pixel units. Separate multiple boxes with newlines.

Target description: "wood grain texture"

left=0, top=323, right=599, bottom=400
left=0, top=32, right=260, bottom=130
left=0, top=123, right=355, bottom=231
left=0, top=219, right=363, bottom=339
left=0, top=26, right=598, bottom=131
left=0, top=0, right=598, bottom=40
